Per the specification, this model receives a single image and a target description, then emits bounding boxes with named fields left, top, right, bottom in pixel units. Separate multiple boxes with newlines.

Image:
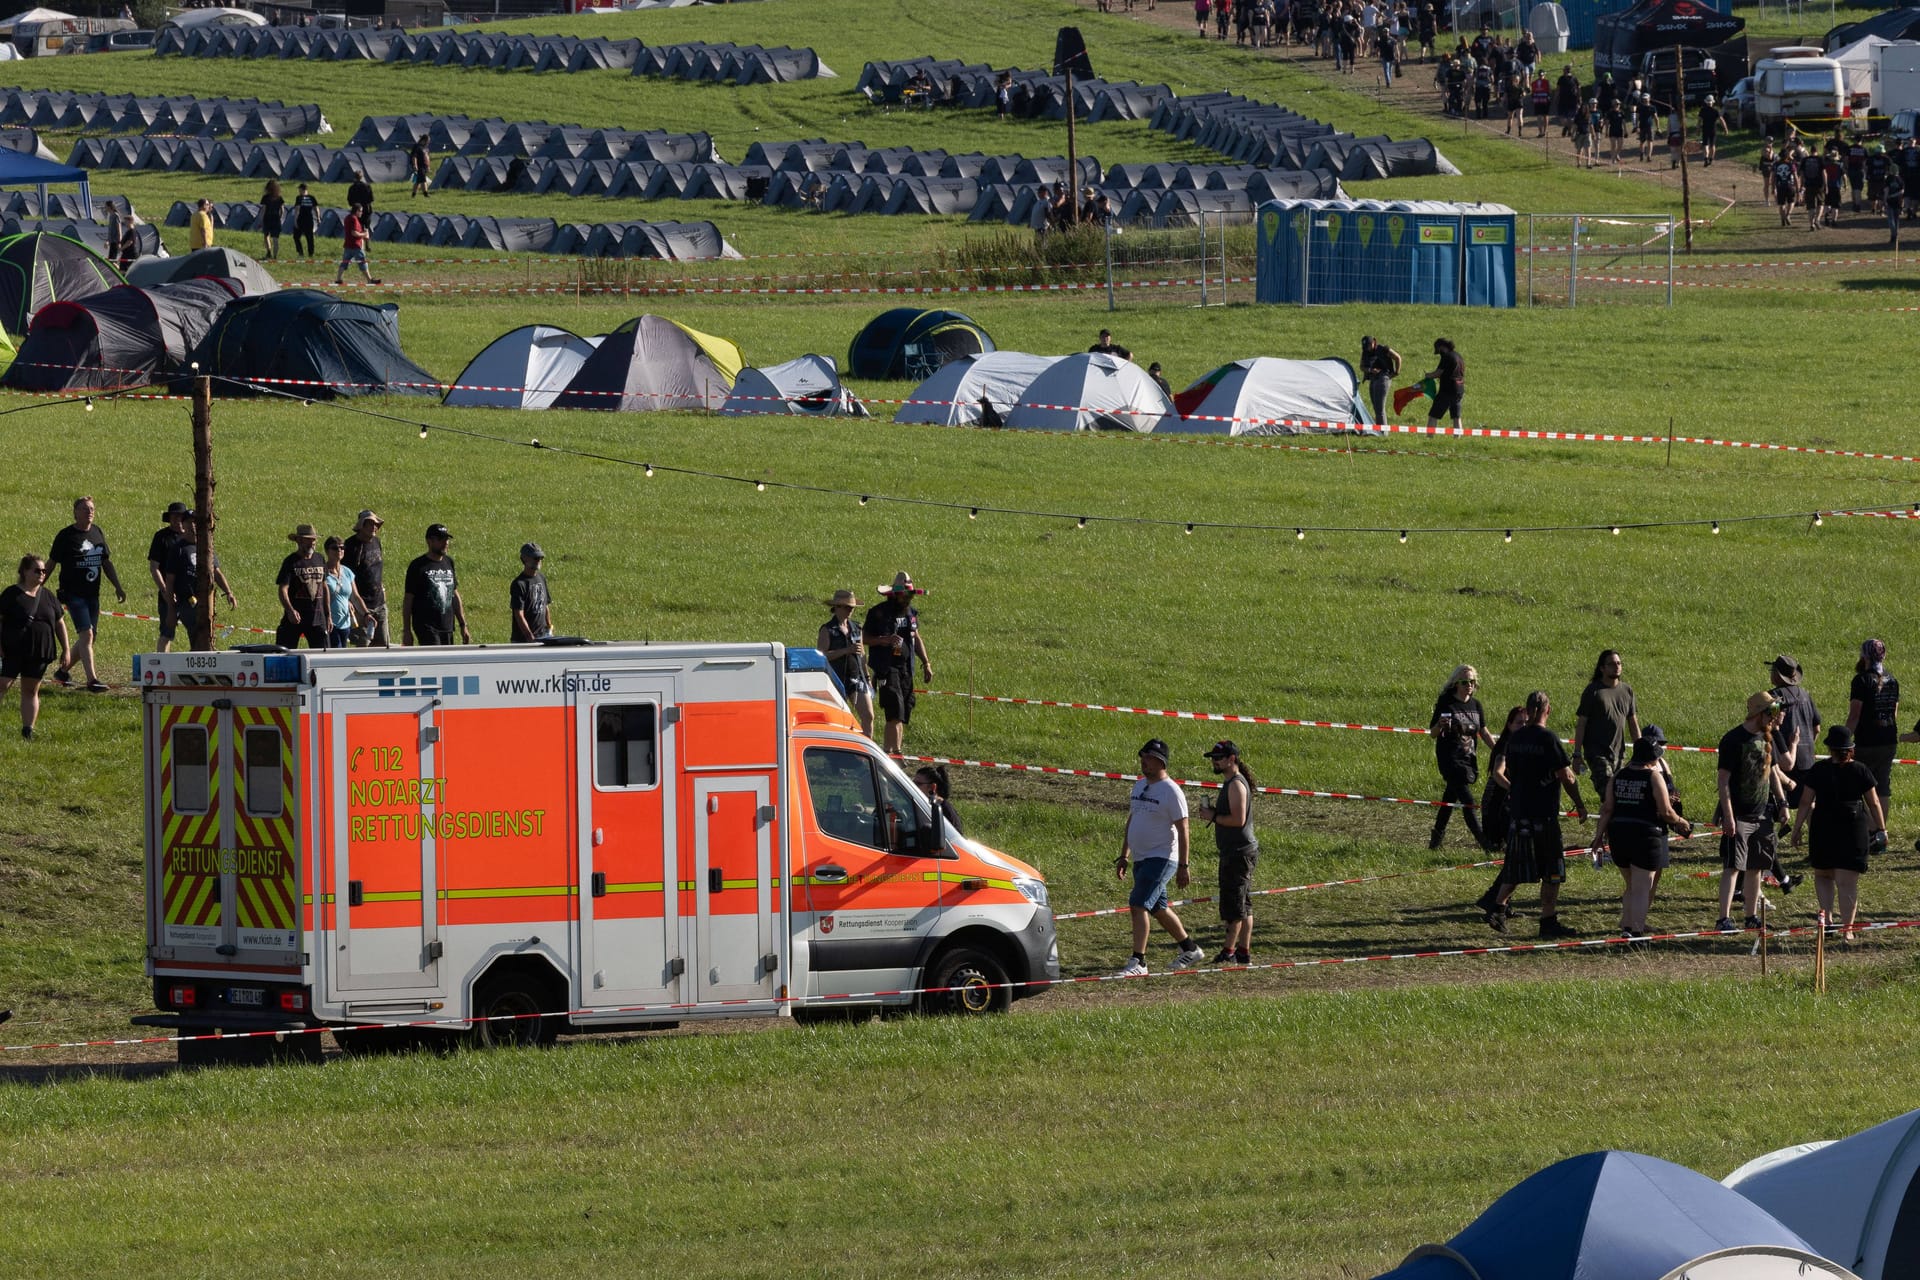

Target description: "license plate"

left=227, top=987, right=264, bottom=1007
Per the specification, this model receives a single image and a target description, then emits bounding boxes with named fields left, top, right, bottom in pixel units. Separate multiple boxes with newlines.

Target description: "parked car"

left=1725, top=75, right=1758, bottom=129
left=64, top=28, right=155, bottom=53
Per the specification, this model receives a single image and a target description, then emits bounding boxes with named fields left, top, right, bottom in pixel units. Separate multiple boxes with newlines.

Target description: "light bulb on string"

left=1076, top=517, right=1087, bottom=529
left=530, top=438, right=541, bottom=448
left=1503, top=530, right=1512, bottom=543
left=1184, top=523, right=1194, bottom=535
left=1398, top=530, right=1407, bottom=544
left=1610, top=525, right=1620, bottom=536
left=418, top=425, right=428, bottom=439
left=83, top=397, right=93, bottom=412
left=755, top=481, right=766, bottom=492
left=968, top=508, right=977, bottom=520
left=1295, top=528, right=1305, bottom=541
left=1814, top=513, right=1824, bottom=527
left=644, top=463, right=654, bottom=477
left=859, top=495, right=869, bottom=507
left=1711, top=521, right=1720, bottom=534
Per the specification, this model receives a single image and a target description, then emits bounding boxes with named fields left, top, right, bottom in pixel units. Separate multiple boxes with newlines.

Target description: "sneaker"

left=1173, top=943, right=1206, bottom=969
left=1116, top=957, right=1148, bottom=978
left=85, top=680, right=109, bottom=693
left=1538, top=917, right=1579, bottom=940
left=1233, top=951, right=1250, bottom=966
left=51, top=667, right=70, bottom=687
left=369, top=278, right=383, bottom=285
left=1211, top=949, right=1236, bottom=966
left=1776, top=873, right=1801, bottom=895
left=1485, top=908, right=1506, bottom=933
left=1715, top=916, right=1736, bottom=933
left=1743, top=915, right=1765, bottom=931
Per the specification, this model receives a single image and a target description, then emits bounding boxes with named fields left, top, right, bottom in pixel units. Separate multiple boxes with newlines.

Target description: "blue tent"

left=846, top=307, right=995, bottom=381
left=1372, top=1151, right=1857, bottom=1280
left=0, top=149, right=92, bottom=221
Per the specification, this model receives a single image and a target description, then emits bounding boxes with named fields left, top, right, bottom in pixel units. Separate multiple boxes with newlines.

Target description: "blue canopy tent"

left=0, top=148, right=90, bottom=223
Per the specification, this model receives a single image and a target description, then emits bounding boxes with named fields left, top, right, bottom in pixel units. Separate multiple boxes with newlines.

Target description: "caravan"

left=1755, top=48, right=1851, bottom=131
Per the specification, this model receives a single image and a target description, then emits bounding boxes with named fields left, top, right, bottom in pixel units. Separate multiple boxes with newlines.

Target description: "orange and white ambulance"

left=134, top=642, right=1058, bottom=1059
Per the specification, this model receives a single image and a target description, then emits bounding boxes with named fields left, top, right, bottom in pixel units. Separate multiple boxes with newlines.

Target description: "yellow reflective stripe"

left=677, top=879, right=695, bottom=891
left=926, top=871, right=1017, bottom=891
left=361, top=890, right=422, bottom=903
left=301, top=894, right=336, bottom=905
left=719, top=878, right=759, bottom=890
left=440, top=886, right=573, bottom=900
left=605, top=881, right=665, bottom=894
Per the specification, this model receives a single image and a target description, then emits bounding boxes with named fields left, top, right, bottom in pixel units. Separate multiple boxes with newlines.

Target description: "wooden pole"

left=1759, top=893, right=1768, bottom=977
left=1814, top=908, right=1827, bottom=993
left=1065, top=65, right=1079, bottom=225
left=1675, top=45, right=1694, bottom=252
left=190, top=375, right=216, bottom=652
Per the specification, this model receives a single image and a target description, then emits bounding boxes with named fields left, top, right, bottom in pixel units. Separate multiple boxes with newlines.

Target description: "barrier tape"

left=101, top=609, right=275, bottom=636
left=9, top=915, right=1910, bottom=1056
left=1049, top=857, right=1506, bottom=919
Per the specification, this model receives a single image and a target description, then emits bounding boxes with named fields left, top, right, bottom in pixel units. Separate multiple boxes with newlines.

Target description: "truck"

left=133, top=641, right=1059, bottom=1062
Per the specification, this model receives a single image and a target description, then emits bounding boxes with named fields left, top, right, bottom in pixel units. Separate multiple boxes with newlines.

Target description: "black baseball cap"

left=1204, top=740, right=1240, bottom=759
left=425, top=523, right=451, bottom=540
left=1138, top=739, right=1169, bottom=763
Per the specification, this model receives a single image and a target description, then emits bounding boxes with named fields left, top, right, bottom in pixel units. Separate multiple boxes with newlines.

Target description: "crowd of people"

left=1762, top=134, right=1920, bottom=244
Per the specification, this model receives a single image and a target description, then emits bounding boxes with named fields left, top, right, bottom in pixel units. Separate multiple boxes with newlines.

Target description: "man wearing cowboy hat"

left=275, top=523, right=330, bottom=649
left=818, top=588, right=873, bottom=739
left=147, top=501, right=190, bottom=653
left=863, top=572, right=933, bottom=755
left=342, top=509, right=387, bottom=647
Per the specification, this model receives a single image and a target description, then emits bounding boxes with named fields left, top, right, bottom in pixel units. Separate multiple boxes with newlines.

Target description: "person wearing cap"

left=1484, top=691, right=1585, bottom=937
left=1572, top=649, right=1639, bottom=807
left=1592, top=731, right=1691, bottom=942
left=1115, top=739, right=1206, bottom=977
left=1360, top=335, right=1400, bottom=424
left=401, top=524, right=468, bottom=647
left=1087, top=329, right=1131, bottom=360
left=509, top=543, right=553, bottom=642
left=1847, top=638, right=1900, bottom=808
left=1715, top=691, right=1791, bottom=933
left=275, top=524, right=330, bottom=649
left=863, top=572, right=931, bottom=755
left=161, top=510, right=236, bottom=652
left=147, top=502, right=190, bottom=653
left=1767, top=654, right=1821, bottom=812
left=1429, top=664, right=1495, bottom=851
left=322, top=535, right=370, bottom=649
left=1197, top=740, right=1258, bottom=966
left=1146, top=362, right=1172, bottom=399
left=818, top=589, right=873, bottom=739
left=342, top=509, right=387, bottom=647
left=1791, top=725, right=1887, bottom=944
left=47, top=496, right=125, bottom=693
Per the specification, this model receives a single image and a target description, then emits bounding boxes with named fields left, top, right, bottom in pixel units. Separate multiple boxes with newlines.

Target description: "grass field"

left=4, top=2, right=1920, bottom=1276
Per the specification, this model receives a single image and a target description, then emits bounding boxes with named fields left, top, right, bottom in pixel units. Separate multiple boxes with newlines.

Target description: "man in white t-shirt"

left=1114, top=739, right=1207, bottom=977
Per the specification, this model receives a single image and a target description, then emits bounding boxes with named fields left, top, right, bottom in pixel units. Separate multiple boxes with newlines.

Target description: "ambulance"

left=133, top=642, right=1059, bottom=1060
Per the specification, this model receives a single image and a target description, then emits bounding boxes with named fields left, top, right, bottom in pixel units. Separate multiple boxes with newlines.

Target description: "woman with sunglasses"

left=0, top=555, right=71, bottom=740
left=1429, top=664, right=1495, bottom=850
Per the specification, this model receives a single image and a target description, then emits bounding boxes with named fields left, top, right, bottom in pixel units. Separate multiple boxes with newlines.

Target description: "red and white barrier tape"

left=1050, top=857, right=1505, bottom=919
left=101, top=609, right=274, bottom=636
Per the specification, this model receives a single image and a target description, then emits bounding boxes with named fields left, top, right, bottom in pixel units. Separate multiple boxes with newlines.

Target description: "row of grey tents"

left=152, top=24, right=833, bottom=82
left=0, top=88, right=327, bottom=140
left=1150, top=90, right=1460, bottom=179
left=70, top=133, right=714, bottom=183
left=159, top=201, right=739, bottom=258
left=345, top=115, right=715, bottom=161
left=857, top=58, right=1172, bottom=122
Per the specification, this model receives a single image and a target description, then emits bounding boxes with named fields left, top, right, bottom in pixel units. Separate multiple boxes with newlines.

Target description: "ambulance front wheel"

left=921, top=945, right=1012, bottom=1016
left=468, top=968, right=561, bottom=1049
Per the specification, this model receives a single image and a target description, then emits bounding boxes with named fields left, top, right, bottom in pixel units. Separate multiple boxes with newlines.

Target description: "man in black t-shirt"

left=162, top=511, right=237, bottom=652
left=342, top=509, right=387, bottom=647
left=48, top=495, right=126, bottom=692
left=1716, top=691, right=1788, bottom=932
left=863, top=571, right=933, bottom=755
left=1486, top=691, right=1586, bottom=937
left=147, top=502, right=189, bottom=653
left=509, top=542, right=553, bottom=642
left=402, top=524, right=469, bottom=646
left=276, top=523, right=330, bottom=649
left=1088, top=329, right=1132, bottom=360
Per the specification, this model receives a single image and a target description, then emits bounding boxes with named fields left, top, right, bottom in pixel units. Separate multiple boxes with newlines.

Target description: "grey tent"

left=1338, top=139, right=1461, bottom=180
left=882, top=177, right=978, bottom=216
left=3, top=277, right=242, bottom=391
left=552, top=313, right=742, bottom=412
left=126, top=246, right=277, bottom=295
left=719, top=354, right=867, bottom=417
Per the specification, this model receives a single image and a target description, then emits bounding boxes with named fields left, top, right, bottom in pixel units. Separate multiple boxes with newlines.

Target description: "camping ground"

left=4, top=1, right=1920, bottom=1276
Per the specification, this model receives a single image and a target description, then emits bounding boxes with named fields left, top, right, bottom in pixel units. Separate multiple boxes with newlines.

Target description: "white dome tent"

left=893, top=351, right=1061, bottom=426
left=719, top=353, right=867, bottom=418
left=1173, top=356, right=1373, bottom=434
left=1005, top=352, right=1174, bottom=433
left=1727, top=1109, right=1920, bottom=1279
left=443, top=324, right=602, bottom=410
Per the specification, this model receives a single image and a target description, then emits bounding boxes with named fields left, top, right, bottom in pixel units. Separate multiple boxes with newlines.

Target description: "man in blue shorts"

left=48, top=495, right=125, bottom=692
left=1115, top=739, right=1207, bottom=976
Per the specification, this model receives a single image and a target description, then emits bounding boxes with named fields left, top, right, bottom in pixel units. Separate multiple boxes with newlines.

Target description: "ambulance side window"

left=595, top=704, right=658, bottom=789
left=173, top=724, right=210, bottom=815
left=243, top=728, right=283, bottom=818
left=804, top=748, right=879, bottom=849
left=877, top=771, right=924, bottom=854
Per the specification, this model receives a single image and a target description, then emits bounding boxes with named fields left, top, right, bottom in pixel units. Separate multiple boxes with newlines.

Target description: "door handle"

left=347, top=880, right=364, bottom=907
left=708, top=867, right=724, bottom=893
left=812, top=864, right=847, bottom=883
left=591, top=871, right=606, bottom=898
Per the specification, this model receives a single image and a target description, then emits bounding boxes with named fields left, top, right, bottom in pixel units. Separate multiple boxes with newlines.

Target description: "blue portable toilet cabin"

left=1255, top=199, right=1515, bottom=307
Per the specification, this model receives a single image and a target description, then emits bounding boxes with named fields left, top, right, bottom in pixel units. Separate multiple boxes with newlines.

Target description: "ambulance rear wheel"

left=468, top=972, right=558, bottom=1049
left=922, top=946, right=1012, bottom=1016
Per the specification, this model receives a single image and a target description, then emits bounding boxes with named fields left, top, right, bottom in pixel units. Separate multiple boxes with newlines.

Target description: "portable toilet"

left=1531, top=1, right=1570, bottom=55
left=1460, top=204, right=1518, bottom=307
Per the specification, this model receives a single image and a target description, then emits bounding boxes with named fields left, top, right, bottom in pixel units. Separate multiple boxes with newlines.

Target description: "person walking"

left=161, top=510, right=236, bottom=652
left=291, top=182, right=318, bottom=258
left=345, top=168, right=374, bottom=220
left=1573, top=648, right=1638, bottom=807
left=1484, top=691, right=1586, bottom=937
left=1591, top=732, right=1691, bottom=942
left=1114, top=739, right=1208, bottom=976
left=1196, top=739, right=1258, bottom=965
left=0, top=555, right=69, bottom=740
left=189, top=198, right=215, bottom=251
left=103, top=200, right=132, bottom=272
left=1791, top=726, right=1886, bottom=944
left=1470, top=705, right=1529, bottom=921
left=914, top=764, right=963, bottom=835
left=1360, top=334, right=1400, bottom=423
left=1698, top=94, right=1722, bottom=167
left=1429, top=664, right=1493, bottom=850
left=863, top=572, right=932, bottom=756
left=818, top=588, right=874, bottom=738
left=408, top=138, right=431, bottom=198
left=322, top=535, right=369, bottom=649
left=334, top=204, right=380, bottom=286
left=401, top=523, right=469, bottom=646
left=1767, top=653, right=1820, bottom=813
left=1715, top=691, right=1789, bottom=933
left=1847, top=638, right=1899, bottom=815
left=342, top=509, right=386, bottom=646
left=259, top=179, right=285, bottom=260
left=275, top=523, right=330, bottom=649
left=1422, top=338, right=1464, bottom=429
left=47, top=495, right=124, bottom=693
left=508, top=542, right=553, bottom=641
left=146, top=501, right=188, bottom=654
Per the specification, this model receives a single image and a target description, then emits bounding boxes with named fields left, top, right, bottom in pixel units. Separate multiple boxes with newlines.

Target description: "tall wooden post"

left=191, top=376, right=216, bottom=652
left=1675, top=46, right=1694, bottom=252
left=1065, top=66, right=1079, bottom=225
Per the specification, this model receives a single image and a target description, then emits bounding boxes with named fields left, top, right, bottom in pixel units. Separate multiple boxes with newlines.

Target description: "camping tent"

left=551, top=314, right=742, bottom=412
left=846, top=306, right=995, bottom=380
left=1594, top=0, right=1744, bottom=78
left=3, top=277, right=240, bottom=391
left=1173, top=357, right=1373, bottom=433
left=0, top=230, right=117, bottom=335
left=124, top=246, right=277, bottom=295
left=1726, top=1109, right=1920, bottom=1279
left=893, top=351, right=1063, bottom=426
left=183, top=288, right=437, bottom=399
left=443, top=324, right=601, bottom=410
left=719, top=353, right=867, bottom=417
left=1374, top=1150, right=1859, bottom=1280
left=1830, top=34, right=1888, bottom=100
left=1006, top=352, right=1175, bottom=432
left=0, top=147, right=92, bottom=227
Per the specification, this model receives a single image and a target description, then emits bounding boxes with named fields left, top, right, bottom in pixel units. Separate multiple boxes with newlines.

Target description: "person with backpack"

left=1850, top=639, right=1900, bottom=809
left=1802, top=147, right=1827, bottom=231
left=1359, top=334, right=1400, bottom=423
left=1772, top=149, right=1801, bottom=227
left=291, top=182, right=319, bottom=258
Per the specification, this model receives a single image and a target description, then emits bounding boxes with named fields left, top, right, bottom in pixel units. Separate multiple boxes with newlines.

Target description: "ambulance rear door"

left=147, top=688, right=303, bottom=972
